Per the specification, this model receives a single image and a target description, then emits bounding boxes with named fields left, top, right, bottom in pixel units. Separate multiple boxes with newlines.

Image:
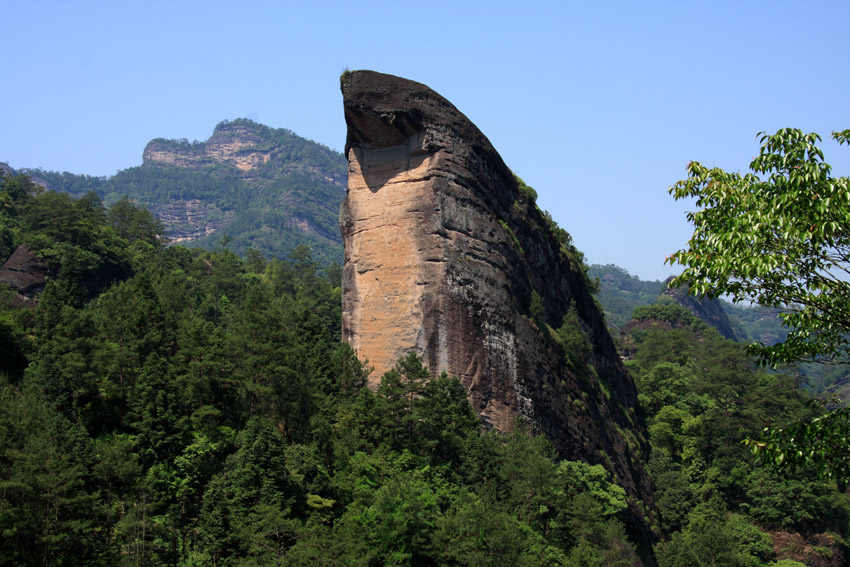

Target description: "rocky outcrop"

left=769, top=529, right=844, bottom=567
left=661, top=277, right=741, bottom=341
left=133, top=119, right=347, bottom=263
left=143, top=121, right=272, bottom=171
left=149, top=199, right=234, bottom=243
left=142, top=120, right=349, bottom=188
left=0, top=245, right=50, bottom=304
left=340, top=70, right=658, bottom=551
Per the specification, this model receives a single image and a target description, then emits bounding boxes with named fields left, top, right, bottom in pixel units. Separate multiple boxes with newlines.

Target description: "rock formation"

left=142, top=119, right=348, bottom=185
left=143, top=121, right=273, bottom=171
left=133, top=119, right=347, bottom=262
left=661, top=277, right=742, bottom=341
left=340, top=70, right=658, bottom=548
left=0, top=245, right=50, bottom=305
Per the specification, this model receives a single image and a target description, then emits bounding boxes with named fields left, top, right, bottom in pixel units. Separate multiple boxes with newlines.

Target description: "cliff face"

left=340, top=70, right=658, bottom=545
left=119, top=119, right=347, bottom=263
left=18, top=120, right=347, bottom=264
left=152, top=199, right=235, bottom=244
left=143, top=122, right=272, bottom=171
left=661, top=278, right=741, bottom=341
left=142, top=120, right=348, bottom=185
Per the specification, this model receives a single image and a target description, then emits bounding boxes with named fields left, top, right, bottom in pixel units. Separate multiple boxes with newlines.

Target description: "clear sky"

left=2, top=0, right=848, bottom=281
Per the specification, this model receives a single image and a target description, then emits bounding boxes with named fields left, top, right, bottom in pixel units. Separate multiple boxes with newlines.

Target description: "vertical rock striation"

left=340, top=70, right=658, bottom=547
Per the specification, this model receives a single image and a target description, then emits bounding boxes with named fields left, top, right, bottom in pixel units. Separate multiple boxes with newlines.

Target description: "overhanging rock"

left=340, top=70, right=659, bottom=551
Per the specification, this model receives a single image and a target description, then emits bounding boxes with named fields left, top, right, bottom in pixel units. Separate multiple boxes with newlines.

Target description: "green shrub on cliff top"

left=340, top=67, right=354, bottom=89
left=514, top=173, right=538, bottom=202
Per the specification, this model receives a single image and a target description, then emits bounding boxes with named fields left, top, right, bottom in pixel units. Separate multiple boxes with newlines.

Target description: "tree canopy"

left=667, top=128, right=850, bottom=489
left=667, top=128, right=850, bottom=366
left=3, top=171, right=849, bottom=565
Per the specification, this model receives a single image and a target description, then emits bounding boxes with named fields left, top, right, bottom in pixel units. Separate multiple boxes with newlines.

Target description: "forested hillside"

left=589, top=263, right=783, bottom=341
left=622, top=303, right=848, bottom=566
left=3, top=163, right=849, bottom=566
left=21, top=119, right=346, bottom=266
left=592, top=264, right=849, bottom=398
left=588, top=264, right=664, bottom=330
left=0, top=173, right=646, bottom=565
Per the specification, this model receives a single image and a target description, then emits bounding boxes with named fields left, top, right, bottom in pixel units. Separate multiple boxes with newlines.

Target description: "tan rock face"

left=136, top=120, right=347, bottom=254
left=342, top=131, right=525, bottom=431
left=343, top=137, right=440, bottom=381
left=341, top=70, right=659, bottom=551
left=151, top=199, right=234, bottom=243
left=142, top=123, right=271, bottom=171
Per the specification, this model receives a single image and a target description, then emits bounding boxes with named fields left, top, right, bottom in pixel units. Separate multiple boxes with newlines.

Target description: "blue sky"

left=2, top=1, right=848, bottom=281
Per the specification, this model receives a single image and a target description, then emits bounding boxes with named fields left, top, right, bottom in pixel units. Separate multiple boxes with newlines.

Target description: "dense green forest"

left=589, top=264, right=850, bottom=400
left=623, top=304, right=849, bottom=565
left=588, top=263, right=784, bottom=344
left=1, top=173, right=848, bottom=566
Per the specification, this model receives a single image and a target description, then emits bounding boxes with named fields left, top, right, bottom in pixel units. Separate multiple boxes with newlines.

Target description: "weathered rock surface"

left=143, top=121, right=273, bottom=171
left=153, top=199, right=235, bottom=243
left=340, top=70, right=658, bottom=549
left=769, top=529, right=845, bottom=567
left=142, top=120, right=348, bottom=185
left=0, top=245, right=50, bottom=304
left=130, top=119, right=347, bottom=263
left=661, top=277, right=741, bottom=341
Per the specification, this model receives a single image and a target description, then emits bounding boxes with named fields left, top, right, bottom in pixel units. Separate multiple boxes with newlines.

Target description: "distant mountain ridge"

left=589, top=263, right=785, bottom=344
left=21, top=119, right=347, bottom=265
left=588, top=264, right=665, bottom=331
left=658, top=277, right=741, bottom=341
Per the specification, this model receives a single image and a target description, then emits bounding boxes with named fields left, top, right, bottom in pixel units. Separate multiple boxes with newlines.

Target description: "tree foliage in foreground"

left=666, top=128, right=850, bottom=490
left=668, top=128, right=850, bottom=366
left=3, top=173, right=849, bottom=566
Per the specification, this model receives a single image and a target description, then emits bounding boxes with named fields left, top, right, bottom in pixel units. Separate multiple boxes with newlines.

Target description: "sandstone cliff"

left=142, top=120, right=347, bottom=184
left=96, top=119, right=345, bottom=263
left=143, top=121, right=273, bottom=172
left=340, top=70, right=658, bottom=548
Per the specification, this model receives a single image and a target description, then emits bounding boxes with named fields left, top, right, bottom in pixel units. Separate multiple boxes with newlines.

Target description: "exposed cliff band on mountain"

left=24, top=120, right=347, bottom=264
left=339, top=70, right=658, bottom=546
